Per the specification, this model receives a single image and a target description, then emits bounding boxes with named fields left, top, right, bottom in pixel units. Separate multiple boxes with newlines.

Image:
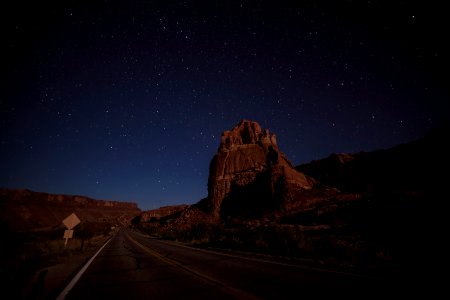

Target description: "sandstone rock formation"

left=206, top=120, right=315, bottom=218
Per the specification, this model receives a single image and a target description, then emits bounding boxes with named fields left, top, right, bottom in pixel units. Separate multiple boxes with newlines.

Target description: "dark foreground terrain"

left=61, top=228, right=416, bottom=299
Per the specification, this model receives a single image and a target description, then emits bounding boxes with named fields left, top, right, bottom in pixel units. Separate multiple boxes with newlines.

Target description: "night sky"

left=1, top=1, right=448, bottom=210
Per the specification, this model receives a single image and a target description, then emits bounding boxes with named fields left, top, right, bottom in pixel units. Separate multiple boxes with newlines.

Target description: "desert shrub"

left=139, top=223, right=160, bottom=236
left=131, top=215, right=142, bottom=226
left=174, top=222, right=224, bottom=244
left=143, top=221, right=393, bottom=272
left=169, top=223, right=317, bottom=258
left=246, top=225, right=315, bottom=256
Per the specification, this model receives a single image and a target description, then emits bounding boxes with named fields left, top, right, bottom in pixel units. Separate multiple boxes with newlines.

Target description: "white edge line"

left=56, top=237, right=112, bottom=300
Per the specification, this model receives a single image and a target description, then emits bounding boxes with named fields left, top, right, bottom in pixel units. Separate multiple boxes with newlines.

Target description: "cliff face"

left=0, top=189, right=141, bottom=230
left=206, top=120, right=314, bottom=218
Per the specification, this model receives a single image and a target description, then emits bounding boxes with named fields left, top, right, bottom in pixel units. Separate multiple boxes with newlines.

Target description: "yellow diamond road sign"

left=62, top=213, right=80, bottom=230
left=63, top=230, right=74, bottom=239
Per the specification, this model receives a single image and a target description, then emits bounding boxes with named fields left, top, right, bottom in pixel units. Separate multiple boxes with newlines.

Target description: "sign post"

left=62, top=213, right=80, bottom=247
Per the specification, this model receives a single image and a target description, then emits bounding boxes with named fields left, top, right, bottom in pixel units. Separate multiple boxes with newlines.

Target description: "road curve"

left=63, top=228, right=384, bottom=299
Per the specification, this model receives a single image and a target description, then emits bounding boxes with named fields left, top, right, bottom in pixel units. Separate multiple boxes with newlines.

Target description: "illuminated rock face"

left=206, top=120, right=314, bottom=217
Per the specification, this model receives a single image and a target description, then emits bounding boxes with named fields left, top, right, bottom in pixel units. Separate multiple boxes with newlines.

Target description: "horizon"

left=0, top=122, right=439, bottom=211
left=1, top=1, right=448, bottom=210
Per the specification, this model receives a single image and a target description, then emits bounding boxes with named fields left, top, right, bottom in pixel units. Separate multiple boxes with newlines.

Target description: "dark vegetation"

left=136, top=194, right=424, bottom=276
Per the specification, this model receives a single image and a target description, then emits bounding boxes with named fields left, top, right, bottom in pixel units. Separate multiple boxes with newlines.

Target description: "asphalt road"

left=62, top=228, right=386, bottom=299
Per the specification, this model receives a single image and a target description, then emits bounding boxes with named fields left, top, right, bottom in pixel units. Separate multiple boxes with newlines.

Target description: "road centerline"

left=124, top=231, right=260, bottom=300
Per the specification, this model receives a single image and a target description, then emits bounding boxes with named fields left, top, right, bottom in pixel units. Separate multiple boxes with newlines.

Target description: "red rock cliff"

left=206, top=120, right=313, bottom=217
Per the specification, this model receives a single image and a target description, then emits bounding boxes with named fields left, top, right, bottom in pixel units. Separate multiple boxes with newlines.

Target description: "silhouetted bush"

left=158, top=222, right=393, bottom=272
left=131, top=215, right=142, bottom=226
left=76, top=223, right=95, bottom=251
left=169, top=222, right=224, bottom=244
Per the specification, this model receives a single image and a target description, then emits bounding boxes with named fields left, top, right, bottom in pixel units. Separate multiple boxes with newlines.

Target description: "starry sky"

left=1, top=0, right=448, bottom=210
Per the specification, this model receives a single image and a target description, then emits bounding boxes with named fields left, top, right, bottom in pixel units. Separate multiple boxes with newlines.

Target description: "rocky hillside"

left=141, top=204, right=188, bottom=222
left=296, top=123, right=448, bottom=196
left=0, top=188, right=141, bottom=231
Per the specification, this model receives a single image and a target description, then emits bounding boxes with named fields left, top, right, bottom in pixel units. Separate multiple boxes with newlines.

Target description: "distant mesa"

left=0, top=188, right=141, bottom=231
